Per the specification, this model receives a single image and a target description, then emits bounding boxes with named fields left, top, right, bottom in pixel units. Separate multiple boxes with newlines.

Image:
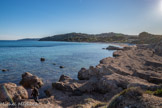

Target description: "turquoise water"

left=0, top=41, right=114, bottom=85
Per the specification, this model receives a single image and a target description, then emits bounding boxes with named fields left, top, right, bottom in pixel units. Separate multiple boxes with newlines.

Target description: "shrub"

left=154, top=89, right=162, bottom=97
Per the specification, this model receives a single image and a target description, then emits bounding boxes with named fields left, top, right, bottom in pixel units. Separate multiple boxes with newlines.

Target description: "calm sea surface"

left=0, top=41, right=115, bottom=96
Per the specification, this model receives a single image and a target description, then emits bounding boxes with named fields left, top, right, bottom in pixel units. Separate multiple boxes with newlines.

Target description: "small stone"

left=2, top=69, right=7, bottom=72
left=53, top=63, right=56, bottom=65
left=60, top=66, right=64, bottom=68
left=40, top=58, right=45, bottom=62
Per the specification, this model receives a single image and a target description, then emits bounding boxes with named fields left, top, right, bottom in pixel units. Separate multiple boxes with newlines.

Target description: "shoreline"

left=41, top=42, right=162, bottom=107
left=0, top=40, right=118, bottom=98
left=0, top=41, right=162, bottom=108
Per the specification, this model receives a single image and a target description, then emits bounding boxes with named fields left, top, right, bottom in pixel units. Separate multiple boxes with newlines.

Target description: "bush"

left=145, top=89, right=162, bottom=97
left=154, top=89, right=162, bottom=97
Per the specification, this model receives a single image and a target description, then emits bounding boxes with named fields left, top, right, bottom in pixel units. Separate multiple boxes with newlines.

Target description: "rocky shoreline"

left=0, top=41, right=162, bottom=108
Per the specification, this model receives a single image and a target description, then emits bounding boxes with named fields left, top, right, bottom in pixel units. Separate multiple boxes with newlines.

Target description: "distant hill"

left=131, top=32, right=162, bottom=44
left=39, top=32, right=162, bottom=44
left=18, top=38, right=40, bottom=41
left=39, top=32, right=137, bottom=43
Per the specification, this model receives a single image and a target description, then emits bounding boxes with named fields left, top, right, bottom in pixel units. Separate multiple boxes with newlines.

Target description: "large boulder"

left=0, top=83, right=28, bottom=102
left=20, top=72, right=44, bottom=89
left=106, top=45, right=123, bottom=50
left=52, top=75, right=83, bottom=92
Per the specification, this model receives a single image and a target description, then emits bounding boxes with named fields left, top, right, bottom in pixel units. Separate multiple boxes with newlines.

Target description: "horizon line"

left=0, top=31, right=162, bottom=40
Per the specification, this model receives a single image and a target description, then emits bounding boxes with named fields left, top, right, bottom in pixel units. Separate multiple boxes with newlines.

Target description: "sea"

left=0, top=40, right=115, bottom=97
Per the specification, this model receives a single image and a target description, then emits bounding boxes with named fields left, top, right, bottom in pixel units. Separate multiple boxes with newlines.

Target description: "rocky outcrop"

left=53, top=73, right=155, bottom=95
left=98, top=73, right=155, bottom=93
left=52, top=77, right=78, bottom=92
left=52, top=75, right=98, bottom=93
left=78, top=66, right=100, bottom=80
left=45, top=42, right=162, bottom=108
left=20, top=72, right=44, bottom=89
left=0, top=42, right=161, bottom=108
left=6, top=42, right=159, bottom=108
left=106, top=45, right=123, bottom=50
left=0, top=83, right=28, bottom=102
left=107, top=87, right=162, bottom=108
left=78, top=46, right=162, bottom=83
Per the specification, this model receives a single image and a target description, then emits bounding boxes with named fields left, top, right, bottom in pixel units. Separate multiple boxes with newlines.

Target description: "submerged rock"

left=53, top=63, right=56, bottom=65
left=59, top=66, right=64, bottom=68
left=2, top=69, right=8, bottom=72
left=20, top=72, right=44, bottom=89
left=0, top=83, right=28, bottom=102
left=40, top=58, right=45, bottom=62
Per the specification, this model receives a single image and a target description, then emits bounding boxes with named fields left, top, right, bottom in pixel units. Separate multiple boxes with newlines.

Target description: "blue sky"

left=0, top=0, right=162, bottom=40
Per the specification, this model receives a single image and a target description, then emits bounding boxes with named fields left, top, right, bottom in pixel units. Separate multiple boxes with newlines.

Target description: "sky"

left=0, top=0, right=162, bottom=40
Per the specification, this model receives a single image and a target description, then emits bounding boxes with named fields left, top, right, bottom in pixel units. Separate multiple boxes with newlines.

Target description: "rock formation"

left=0, top=83, right=28, bottom=102
left=106, top=45, right=123, bottom=50
left=20, top=72, right=44, bottom=89
left=44, top=41, right=162, bottom=108
left=1, top=41, right=162, bottom=108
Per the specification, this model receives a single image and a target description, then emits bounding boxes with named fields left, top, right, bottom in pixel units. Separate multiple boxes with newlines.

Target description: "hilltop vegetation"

left=39, top=32, right=162, bottom=44
left=131, top=32, right=162, bottom=44
left=39, top=32, right=137, bottom=43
